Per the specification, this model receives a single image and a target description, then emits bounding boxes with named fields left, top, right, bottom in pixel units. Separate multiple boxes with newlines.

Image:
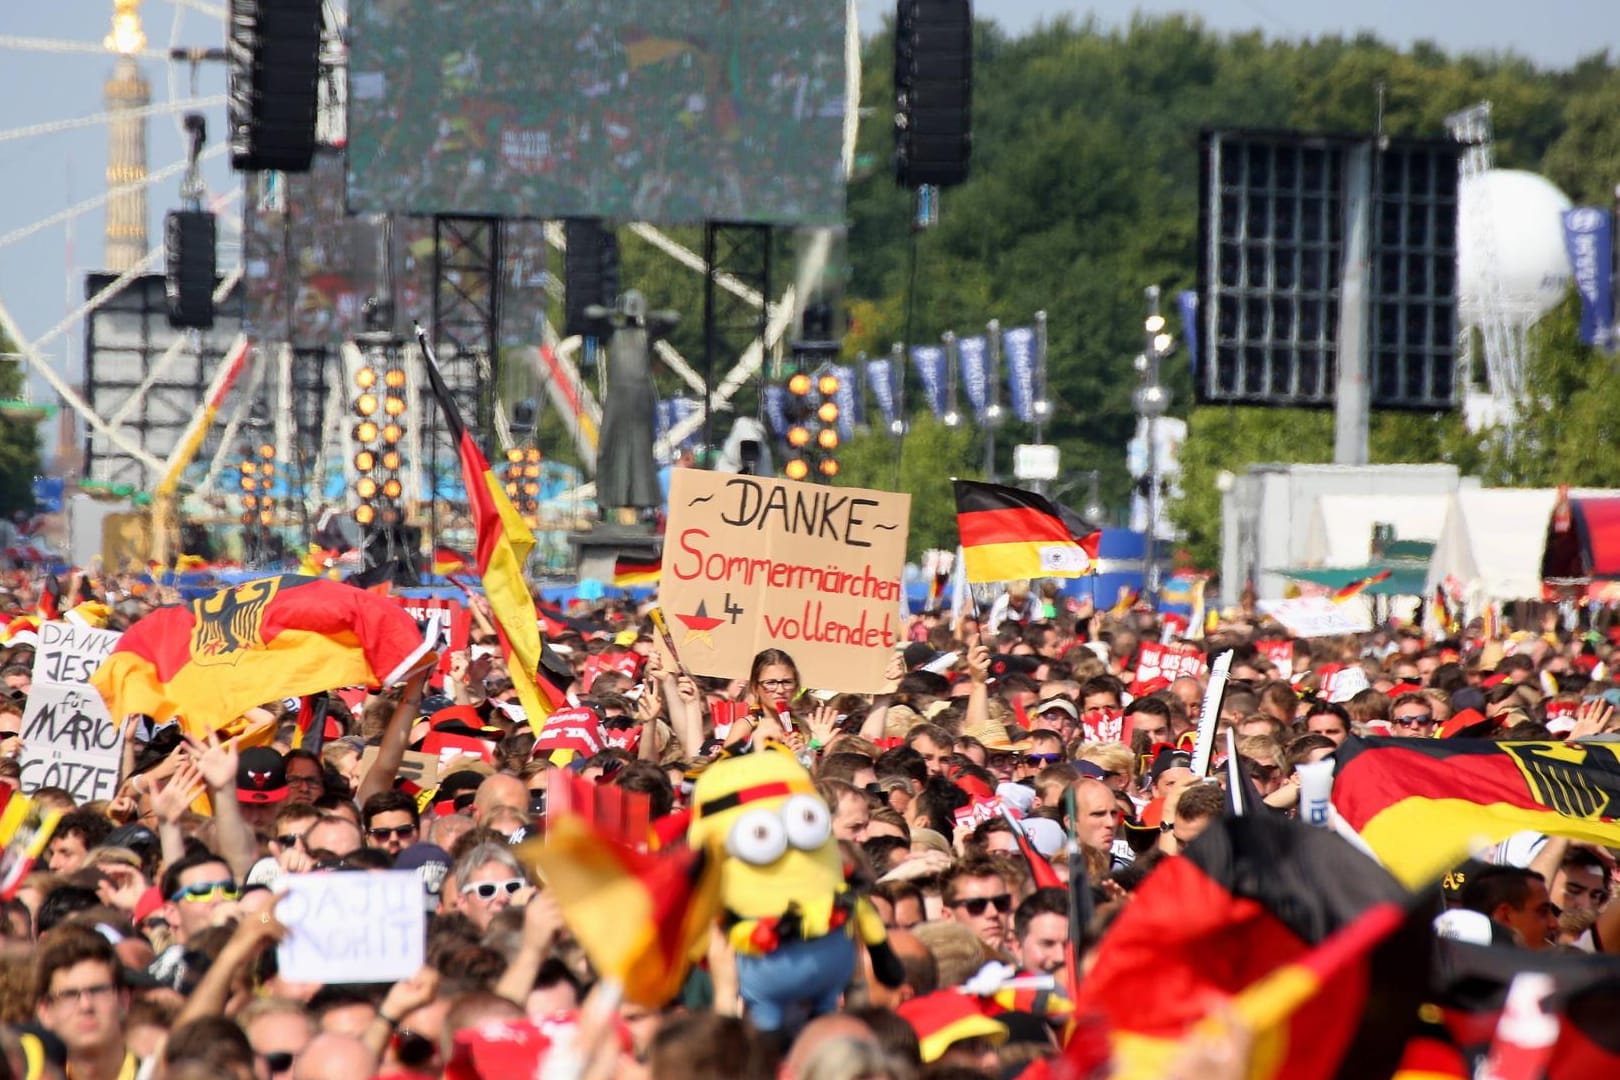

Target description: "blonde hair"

left=795, top=1036, right=906, bottom=1080
left=1075, top=742, right=1133, bottom=776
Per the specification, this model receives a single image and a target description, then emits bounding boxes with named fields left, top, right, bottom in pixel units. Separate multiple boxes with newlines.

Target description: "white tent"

left=1425, top=487, right=1620, bottom=614
left=1304, top=494, right=1451, bottom=568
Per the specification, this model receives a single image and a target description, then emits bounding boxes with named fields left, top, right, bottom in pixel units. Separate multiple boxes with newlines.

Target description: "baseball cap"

left=1019, top=817, right=1065, bottom=859
left=1032, top=697, right=1079, bottom=722
left=393, top=843, right=452, bottom=911
left=236, top=747, right=290, bottom=804
left=1148, top=746, right=1193, bottom=783
left=1434, top=909, right=1516, bottom=947
left=903, top=642, right=946, bottom=671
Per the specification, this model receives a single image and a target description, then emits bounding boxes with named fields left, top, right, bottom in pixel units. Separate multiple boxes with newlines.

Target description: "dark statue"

left=594, top=291, right=677, bottom=517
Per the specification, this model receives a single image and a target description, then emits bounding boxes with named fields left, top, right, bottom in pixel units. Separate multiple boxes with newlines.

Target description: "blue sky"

left=2, top=1, right=1614, bottom=404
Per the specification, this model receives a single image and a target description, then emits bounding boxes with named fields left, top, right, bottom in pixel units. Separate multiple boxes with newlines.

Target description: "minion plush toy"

left=689, top=748, right=903, bottom=1031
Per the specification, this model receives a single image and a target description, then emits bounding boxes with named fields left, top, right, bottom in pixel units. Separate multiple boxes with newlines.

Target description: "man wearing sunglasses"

left=361, top=791, right=421, bottom=858
left=940, top=856, right=1014, bottom=954
left=1390, top=693, right=1437, bottom=738
left=149, top=848, right=240, bottom=990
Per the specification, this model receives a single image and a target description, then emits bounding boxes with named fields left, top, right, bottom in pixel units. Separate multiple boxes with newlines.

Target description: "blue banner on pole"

left=1178, top=291, right=1201, bottom=379
left=1002, top=326, right=1037, bottom=422
left=1563, top=208, right=1614, bottom=347
left=671, top=397, right=702, bottom=450
left=911, top=345, right=948, bottom=419
left=829, top=365, right=857, bottom=438
left=866, top=358, right=897, bottom=425
left=957, top=335, right=989, bottom=420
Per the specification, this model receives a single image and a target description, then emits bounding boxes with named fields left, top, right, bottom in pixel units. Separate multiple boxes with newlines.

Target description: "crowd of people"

left=0, top=570, right=1613, bottom=1079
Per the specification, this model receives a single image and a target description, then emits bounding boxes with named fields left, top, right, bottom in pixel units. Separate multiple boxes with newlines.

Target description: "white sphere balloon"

left=1457, top=170, right=1574, bottom=325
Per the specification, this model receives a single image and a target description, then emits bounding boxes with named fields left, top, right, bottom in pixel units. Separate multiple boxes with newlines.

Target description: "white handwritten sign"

left=20, top=622, right=124, bottom=802
left=1257, top=597, right=1372, bottom=638
left=276, top=870, right=425, bottom=984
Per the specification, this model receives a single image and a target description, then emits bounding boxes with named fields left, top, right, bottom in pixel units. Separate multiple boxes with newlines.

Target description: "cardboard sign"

left=20, top=622, right=124, bottom=803
left=661, top=471, right=911, bottom=693
left=359, top=746, right=440, bottom=793
left=277, top=870, right=425, bottom=984
left=1257, top=597, right=1372, bottom=638
left=532, top=707, right=605, bottom=757
left=954, top=796, right=1004, bottom=830
left=1133, top=641, right=1207, bottom=686
left=1080, top=708, right=1133, bottom=745
left=421, top=730, right=494, bottom=767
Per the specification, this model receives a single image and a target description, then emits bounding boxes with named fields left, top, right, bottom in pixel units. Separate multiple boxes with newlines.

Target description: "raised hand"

left=152, top=758, right=207, bottom=825
left=185, top=729, right=239, bottom=793
left=806, top=703, right=839, bottom=747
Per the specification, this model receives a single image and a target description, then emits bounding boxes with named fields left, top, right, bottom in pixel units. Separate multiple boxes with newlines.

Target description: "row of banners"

left=758, top=323, right=1048, bottom=442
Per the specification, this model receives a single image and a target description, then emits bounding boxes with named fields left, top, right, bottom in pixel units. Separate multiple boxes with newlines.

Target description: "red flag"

left=1331, top=569, right=1392, bottom=603
left=998, top=805, right=1062, bottom=891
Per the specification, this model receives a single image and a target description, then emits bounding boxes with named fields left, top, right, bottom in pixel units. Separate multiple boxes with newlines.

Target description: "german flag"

left=90, top=575, right=433, bottom=736
left=431, top=547, right=471, bottom=577
left=1072, top=814, right=1429, bottom=1080
left=420, top=327, right=567, bottom=734
left=523, top=814, right=720, bottom=1007
left=952, top=479, right=1100, bottom=584
left=1331, top=735, right=1620, bottom=887
left=611, top=553, right=661, bottom=589
left=1332, top=569, right=1392, bottom=602
left=1431, top=585, right=1459, bottom=637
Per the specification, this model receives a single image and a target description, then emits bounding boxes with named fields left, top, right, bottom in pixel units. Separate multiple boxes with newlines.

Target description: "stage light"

left=357, top=477, right=379, bottom=499
left=1145, top=314, right=1166, bottom=335
left=381, top=423, right=403, bottom=445
left=785, top=458, right=810, bottom=480
left=506, top=447, right=524, bottom=464
left=261, top=462, right=275, bottom=477
left=258, top=511, right=274, bottom=526
left=356, top=366, right=377, bottom=389
left=382, top=478, right=403, bottom=499
left=354, top=503, right=376, bottom=526
left=818, top=458, right=840, bottom=478
left=788, top=372, right=812, bottom=396
left=788, top=425, right=811, bottom=449
left=356, top=393, right=379, bottom=417
left=355, top=420, right=380, bottom=443
left=817, top=401, right=839, bottom=424
left=524, top=481, right=540, bottom=497
left=355, top=450, right=376, bottom=472
left=381, top=450, right=402, bottom=470
left=258, top=443, right=274, bottom=459
left=383, top=368, right=406, bottom=389
left=524, top=464, right=541, bottom=479
left=241, top=475, right=257, bottom=493
left=817, top=373, right=840, bottom=396
left=525, top=447, right=542, bottom=463
left=817, top=428, right=839, bottom=450
left=381, top=506, right=401, bottom=525
left=384, top=396, right=405, bottom=417
left=241, top=460, right=257, bottom=475
left=242, top=494, right=258, bottom=510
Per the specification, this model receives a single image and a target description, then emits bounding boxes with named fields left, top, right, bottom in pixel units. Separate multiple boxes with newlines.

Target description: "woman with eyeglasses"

left=720, top=649, right=803, bottom=746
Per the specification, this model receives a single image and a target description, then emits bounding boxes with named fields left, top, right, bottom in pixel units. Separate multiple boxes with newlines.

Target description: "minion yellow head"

left=689, top=748, right=846, bottom=923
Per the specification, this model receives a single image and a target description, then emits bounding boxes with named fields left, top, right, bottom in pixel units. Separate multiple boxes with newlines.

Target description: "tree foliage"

left=0, top=328, right=43, bottom=518
left=835, top=415, right=980, bottom=559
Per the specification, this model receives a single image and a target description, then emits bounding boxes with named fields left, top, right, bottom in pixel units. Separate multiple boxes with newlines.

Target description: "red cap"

left=1437, top=708, right=1490, bottom=739
left=897, top=992, right=1009, bottom=1064
left=133, top=886, right=164, bottom=925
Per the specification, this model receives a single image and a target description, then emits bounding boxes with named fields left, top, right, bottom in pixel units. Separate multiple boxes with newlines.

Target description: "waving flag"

left=419, top=326, right=568, bottom=733
left=1072, top=815, right=1432, bottom=1080
left=954, top=480, right=1099, bottom=583
left=1332, top=735, right=1620, bottom=887
left=91, top=575, right=433, bottom=735
left=612, top=553, right=661, bottom=588
left=1332, top=569, right=1392, bottom=603
left=524, top=814, right=721, bottom=1007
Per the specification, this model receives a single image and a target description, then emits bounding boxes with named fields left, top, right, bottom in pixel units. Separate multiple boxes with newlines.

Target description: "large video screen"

left=346, top=0, right=849, bottom=225
left=243, top=150, right=553, bottom=348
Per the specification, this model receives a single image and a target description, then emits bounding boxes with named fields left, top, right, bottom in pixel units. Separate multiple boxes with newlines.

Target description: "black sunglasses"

left=950, top=893, right=1013, bottom=916
left=259, top=1052, right=294, bottom=1075
left=394, top=1029, right=437, bottom=1068
left=367, top=824, right=418, bottom=841
left=602, top=717, right=637, bottom=731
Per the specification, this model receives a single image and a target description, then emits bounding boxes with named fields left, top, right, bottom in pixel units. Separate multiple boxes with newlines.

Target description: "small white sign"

left=276, top=871, right=425, bottom=985
left=1257, top=596, right=1373, bottom=638
left=1014, top=444, right=1060, bottom=482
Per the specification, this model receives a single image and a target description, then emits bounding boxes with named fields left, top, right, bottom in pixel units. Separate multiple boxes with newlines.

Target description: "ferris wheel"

left=0, top=0, right=863, bottom=534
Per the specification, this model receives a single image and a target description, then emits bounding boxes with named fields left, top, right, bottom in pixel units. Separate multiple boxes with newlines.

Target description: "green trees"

left=835, top=414, right=979, bottom=559
left=0, top=329, right=44, bottom=518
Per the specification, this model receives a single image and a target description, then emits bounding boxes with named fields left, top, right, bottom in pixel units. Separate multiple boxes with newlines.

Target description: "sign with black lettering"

left=661, top=471, right=910, bottom=693
left=277, top=870, right=425, bottom=983
left=20, top=622, right=124, bottom=803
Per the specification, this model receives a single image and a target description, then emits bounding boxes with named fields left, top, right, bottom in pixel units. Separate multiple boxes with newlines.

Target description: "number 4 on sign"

left=724, top=593, right=744, bottom=624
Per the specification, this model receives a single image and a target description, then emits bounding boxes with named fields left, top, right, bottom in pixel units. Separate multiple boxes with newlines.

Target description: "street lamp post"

left=1134, top=286, right=1173, bottom=596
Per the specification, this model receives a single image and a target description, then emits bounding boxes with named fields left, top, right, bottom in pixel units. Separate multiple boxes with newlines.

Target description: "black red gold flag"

left=91, top=575, right=432, bottom=735
left=1332, top=735, right=1620, bottom=887
left=952, top=479, right=1100, bottom=584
